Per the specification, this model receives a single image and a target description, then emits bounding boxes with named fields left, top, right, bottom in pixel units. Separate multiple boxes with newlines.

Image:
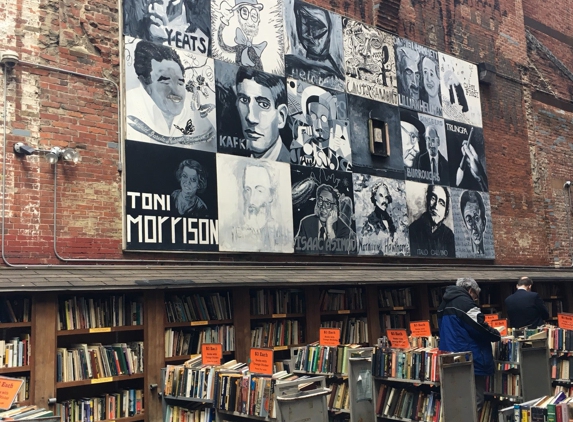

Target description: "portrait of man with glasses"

left=417, top=119, right=449, bottom=186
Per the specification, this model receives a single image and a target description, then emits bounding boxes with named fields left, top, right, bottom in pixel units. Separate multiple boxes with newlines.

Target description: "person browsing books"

left=504, top=276, right=549, bottom=329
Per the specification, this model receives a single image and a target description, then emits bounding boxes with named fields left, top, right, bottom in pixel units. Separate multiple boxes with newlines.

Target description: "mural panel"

left=211, top=0, right=284, bottom=75
left=284, top=0, right=344, bottom=91
left=125, top=140, right=219, bottom=251
left=353, top=174, right=409, bottom=256
left=217, top=155, right=294, bottom=252
left=125, top=37, right=217, bottom=151
left=292, top=166, right=357, bottom=254
left=343, top=19, right=398, bottom=105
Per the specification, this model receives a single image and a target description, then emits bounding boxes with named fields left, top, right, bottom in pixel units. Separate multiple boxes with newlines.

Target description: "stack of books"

left=55, top=389, right=143, bottom=421
left=375, top=384, right=442, bottom=421
left=164, top=357, right=217, bottom=400
left=499, top=392, right=573, bottom=422
left=0, top=405, right=54, bottom=421
left=293, top=343, right=361, bottom=375
left=373, top=347, right=442, bottom=382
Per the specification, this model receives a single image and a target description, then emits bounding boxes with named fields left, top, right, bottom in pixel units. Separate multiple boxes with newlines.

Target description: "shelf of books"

left=319, top=288, right=368, bottom=346
left=378, top=287, right=416, bottom=334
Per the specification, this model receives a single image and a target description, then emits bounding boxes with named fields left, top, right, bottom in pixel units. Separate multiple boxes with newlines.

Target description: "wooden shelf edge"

left=56, top=373, right=144, bottom=389
left=373, top=376, right=440, bottom=386
left=164, top=394, right=214, bottom=404
left=217, top=409, right=270, bottom=420
left=0, top=322, right=32, bottom=328
left=0, top=365, right=30, bottom=374
left=57, top=325, right=144, bottom=336
left=250, top=314, right=305, bottom=320
left=165, top=320, right=233, bottom=328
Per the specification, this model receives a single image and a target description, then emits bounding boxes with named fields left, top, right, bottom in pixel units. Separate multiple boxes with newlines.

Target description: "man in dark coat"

left=505, top=276, right=549, bottom=329
left=438, top=277, right=501, bottom=415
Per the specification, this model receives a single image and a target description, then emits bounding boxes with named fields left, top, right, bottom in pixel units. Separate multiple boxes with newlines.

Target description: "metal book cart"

left=439, top=352, right=478, bottom=422
left=274, top=376, right=331, bottom=422
left=347, top=347, right=375, bottom=422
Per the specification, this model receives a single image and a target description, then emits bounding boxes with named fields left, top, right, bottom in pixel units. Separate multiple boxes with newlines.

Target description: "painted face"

left=398, top=48, right=420, bottom=100
left=180, top=167, right=199, bottom=197
left=375, top=185, right=390, bottom=211
left=401, top=121, right=420, bottom=167
left=315, top=189, right=336, bottom=223
left=238, top=5, right=260, bottom=39
left=429, top=186, right=447, bottom=225
left=144, top=59, right=185, bottom=119
left=425, top=127, right=440, bottom=157
left=463, top=201, right=484, bottom=245
left=350, top=23, right=384, bottom=81
left=422, top=57, right=440, bottom=99
left=307, top=101, right=331, bottom=142
left=297, top=5, right=330, bottom=58
left=236, top=79, right=285, bottom=156
left=243, top=166, right=272, bottom=216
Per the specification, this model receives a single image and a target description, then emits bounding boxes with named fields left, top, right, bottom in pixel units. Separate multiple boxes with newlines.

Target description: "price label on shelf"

left=89, top=327, right=111, bottom=333
left=190, top=321, right=209, bottom=326
left=386, top=329, right=409, bottom=349
left=272, top=314, right=286, bottom=318
left=201, top=343, right=223, bottom=365
left=558, top=313, right=573, bottom=331
left=337, top=310, right=350, bottom=314
left=319, top=328, right=340, bottom=346
left=91, top=377, right=113, bottom=384
left=484, top=314, right=499, bottom=325
left=249, top=348, right=273, bottom=375
left=409, top=321, right=431, bottom=337
left=490, top=319, right=508, bottom=336
left=274, top=346, right=288, bottom=351
left=0, top=376, right=24, bottom=410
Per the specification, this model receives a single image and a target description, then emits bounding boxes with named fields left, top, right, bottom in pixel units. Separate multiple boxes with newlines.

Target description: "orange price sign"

left=558, top=313, right=573, bottom=331
left=201, top=343, right=223, bottom=365
left=386, top=329, right=410, bottom=349
left=320, top=328, right=341, bottom=346
left=249, top=348, right=274, bottom=375
left=409, top=321, right=432, bottom=338
left=484, top=314, right=498, bottom=325
left=490, top=319, right=508, bottom=336
left=0, top=376, right=24, bottom=410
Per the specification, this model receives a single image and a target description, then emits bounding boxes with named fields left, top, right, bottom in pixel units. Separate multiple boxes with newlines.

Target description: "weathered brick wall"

left=0, top=0, right=569, bottom=266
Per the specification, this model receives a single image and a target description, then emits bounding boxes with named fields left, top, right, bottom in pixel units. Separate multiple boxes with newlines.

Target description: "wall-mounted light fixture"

left=477, top=62, right=496, bottom=85
left=14, top=142, right=81, bottom=164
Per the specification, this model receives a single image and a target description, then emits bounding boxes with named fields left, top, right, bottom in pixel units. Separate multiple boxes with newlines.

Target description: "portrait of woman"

left=171, top=159, right=209, bottom=217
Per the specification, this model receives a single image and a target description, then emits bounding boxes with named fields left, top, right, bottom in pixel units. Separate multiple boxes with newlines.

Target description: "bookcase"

left=319, top=287, right=369, bottom=345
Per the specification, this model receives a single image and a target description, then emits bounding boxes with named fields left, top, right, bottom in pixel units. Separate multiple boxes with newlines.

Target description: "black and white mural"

left=286, top=78, right=351, bottom=171
left=292, top=166, right=357, bottom=254
left=343, top=19, right=397, bottom=105
left=353, top=174, right=409, bottom=256
left=395, top=38, right=441, bottom=117
left=451, top=188, right=494, bottom=259
left=439, top=53, right=483, bottom=128
left=215, top=61, right=290, bottom=160
left=217, top=155, right=294, bottom=252
left=445, top=121, right=488, bottom=192
left=125, top=37, right=217, bottom=151
left=125, top=140, right=219, bottom=251
left=123, top=0, right=211, bottom=56
left=284, top=0, right=344, bottom=92
left=211, top=0, right=284, bottom=76
left=347, top=94, right=402, bottom=179
left=406, top=181, right=455, bottom=258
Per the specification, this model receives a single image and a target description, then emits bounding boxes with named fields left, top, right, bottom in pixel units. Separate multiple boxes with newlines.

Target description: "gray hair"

left=456, top=277, right=481, bottom=295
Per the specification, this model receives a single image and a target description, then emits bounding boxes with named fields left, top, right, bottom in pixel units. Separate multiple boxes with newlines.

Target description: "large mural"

left=122, top=0, right=494, bottom=259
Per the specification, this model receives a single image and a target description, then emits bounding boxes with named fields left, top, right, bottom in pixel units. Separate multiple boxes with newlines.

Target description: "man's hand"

left=218, top=0, right=234, bottom=26
left=148, top=0, right=184, bottom=41
left=326, top=209, right=338, bottom=239
left=461, top=141, right=482, bottom=181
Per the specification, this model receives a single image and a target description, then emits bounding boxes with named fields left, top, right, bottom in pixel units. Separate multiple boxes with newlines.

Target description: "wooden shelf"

left=377, top=415, right=413, bottom=421
left=379, top=306, right=416, bottom=312
left=250, top=313, right=305, bottom=320
left=217, top=409, right=270, bottom=421
left=0, top=321, right=32, bottom=328
left=57, top=325, right=144, bottom=336
left=0, top=365, right=30, bottom=374
left=165, top=320, right=233, bottom=328
left=321, top=310, right=366, bottom=316
left=108, top=415, right=145, bottom=422
left=164, top=394, right=214, bottom=404
left=484, top=392, right=522, bottom=401
left=56, top=373, right=144, bottom=389
left=374, top=376, right=439, bottom=386
left=165, top=351, right=233, bottom=363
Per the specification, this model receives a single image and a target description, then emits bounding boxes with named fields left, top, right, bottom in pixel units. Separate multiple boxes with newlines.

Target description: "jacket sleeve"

left=463, top=299, right=501, bottom=343
left=534, top=293, right=550, bottom=321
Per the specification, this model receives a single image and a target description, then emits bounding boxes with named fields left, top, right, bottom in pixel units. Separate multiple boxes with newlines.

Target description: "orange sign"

left=409, top=321, right=432, bottom=337
left=491, top=319, right=508, bottom=336
left=319, top=328, right=341, bottom=346
left=201, top=343, right=223, bottom=365
left=0, top=376, right=24, bottom=410
left=387, top=329, right=410, bottom=349
left=249, top=348, right=274, bottom=375
left=484, top=314, right=498, bottom=324
left=558, top=313, right=573, bottom=331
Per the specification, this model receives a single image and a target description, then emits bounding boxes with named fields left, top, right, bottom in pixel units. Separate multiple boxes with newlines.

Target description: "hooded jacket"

left=437, top=286, right=501, bottom=376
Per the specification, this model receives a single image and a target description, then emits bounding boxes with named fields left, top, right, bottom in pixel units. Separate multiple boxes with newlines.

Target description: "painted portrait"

left=445, top=120, right=488, bottom=192
left=347, top=94, right=402, bottom=179
left=125, top=140, right=219, bottom=251
left=353, top=174, right=409, bottom=256
left=395, top=38, right=441, bottom=117
left=406, top=181, right=455, bottom=258
left=343, top=18, right=397, bottom=106
left=286, top=78, right=351, bottom=171
left=292, top=166, right=357, bottom=255
left=211, top=0, right=284, bottom=76
left=215, top=60, right=290, bottom=161
left=123, top=0, right=211, bottom=56
left=125, top=37, right=217, bottom=151
left=284, top=0, right=345, bottom=91
left=217, top=155, right=294, bottom=253
left=451, top=188, right=495, bottom=259
left=439, top=53, right=483, bottom=128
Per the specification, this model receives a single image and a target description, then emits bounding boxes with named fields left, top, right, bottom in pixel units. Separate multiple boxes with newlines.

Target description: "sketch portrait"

left=395, top=38, right=441, bottom=117
left=211, top=0, right=284, bottom=76
left=439, top=53, right=483, bottom=127
left=292, top=166, right=357, bottom=255
left=343, top=19, right=397, bottom=105
left=284, top=0, right=344, bottom=91
left=406, top=181, right=455, bottom=258
left=353, top=174, right=409, bottom=256
left=451, top=188, right=494, bottom=259
left=217, top=155, right=294, bottom=253
left=123, top=0, right=211, bottom=56
left=124, top=140, right=219, bottom=252
left=286, top=79, right=351, bottom=171
left=125, top=38, right=217, bottom=151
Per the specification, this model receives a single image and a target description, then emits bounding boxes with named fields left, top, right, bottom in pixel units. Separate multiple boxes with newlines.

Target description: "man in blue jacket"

left=438, top=277, right=501, bottom=415
left=505, top=276, right=549, bottom=329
